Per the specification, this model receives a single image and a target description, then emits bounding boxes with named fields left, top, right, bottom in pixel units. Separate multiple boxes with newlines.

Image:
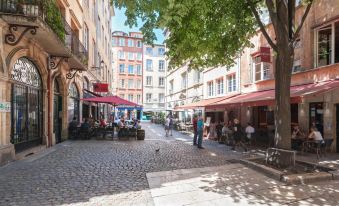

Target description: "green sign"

left=0, top=102, right=10, bottom=112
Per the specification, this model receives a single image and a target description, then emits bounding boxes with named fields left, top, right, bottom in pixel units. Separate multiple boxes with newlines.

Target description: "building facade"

left=165, top=61, right=204, bottom=121
left=112, top=31, right=143, bottom=119
left=0, top=0, right=113, bottom=165
left=143, top=44, right=166, bottom=117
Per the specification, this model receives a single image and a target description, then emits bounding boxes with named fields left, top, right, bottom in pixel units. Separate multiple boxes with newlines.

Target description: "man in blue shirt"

left=197, top=116, right=204, bottom=149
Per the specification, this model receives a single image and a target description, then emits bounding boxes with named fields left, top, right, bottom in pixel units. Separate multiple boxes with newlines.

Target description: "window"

left=158, top=48, right=165, bottom=55
left=146, top=76, right=152, bottom=86
left=128, top=39, right=134, bottom=47
left=169, top=80, right=174, bottom=94
left=193, top=70, right=201, bottom=83
left=158, top=60, right=165, bottom=71
left=216, top=78, right=224, bottom=95
left=159, top=77, right=165, bottom=87
left=146, top=59, right=153, bottom=71
left=136, top=53, right=142, bottom=61
left=119, top=64, right=125, bottom=73
left=128, top=52, right=134, bottom=60
left=227, top=74, right=237, bottom=92
left=253, top=56, right=272, bottom=81
left=119, top=38, right=125, bottom=46
left=137, top=80, right=142, bottom=89
left=120, top=94, right=125, bottom=99
left=181, top=72, right=187, bottom=89
left=136, top=64, right=142, bottom=75
left=159, top=93, right=165, bottom=103
left=146, top=47, right=153, bottom=55
left=128, top=65, right=134, bottom=74
left=137, top=40, right=142, bottom=48
left=118, top=51, right=125, bottom=59
left=128, top=79, right=134, bottom=89
left=83, top=24, right=89, bottom=50
left=146, top=93, right=152, bottom=103
left=120, top=79, right=125, bottom=88
left=137, top=94, right=141, bottom=103
left=207, top=81, right=214, bottom=97
left=128, top=94, right=134, bottom=102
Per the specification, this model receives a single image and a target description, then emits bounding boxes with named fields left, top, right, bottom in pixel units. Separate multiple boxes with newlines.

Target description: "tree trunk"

left=274, top=46, right=294, bottom=149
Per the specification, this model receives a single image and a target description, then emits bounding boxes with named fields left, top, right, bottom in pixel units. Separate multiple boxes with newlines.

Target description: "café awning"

left=81, top=96, right=140, bottom=107
left=207, top=80, right=339, bottom=109
left=174, top=95, right=237, bottom=110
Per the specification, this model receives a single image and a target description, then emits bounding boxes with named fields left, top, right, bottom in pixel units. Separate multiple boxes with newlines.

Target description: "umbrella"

left=81, top=96, right=141, bottom=122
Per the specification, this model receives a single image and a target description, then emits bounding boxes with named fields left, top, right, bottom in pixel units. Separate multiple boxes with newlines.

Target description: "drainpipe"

left=47, top=60, right=52, bottom=147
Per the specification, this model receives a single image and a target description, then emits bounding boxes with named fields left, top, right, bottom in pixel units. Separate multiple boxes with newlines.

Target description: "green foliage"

left=43, top=0, right=65, bottom=41
left=113, top=0, right=256, bottom=69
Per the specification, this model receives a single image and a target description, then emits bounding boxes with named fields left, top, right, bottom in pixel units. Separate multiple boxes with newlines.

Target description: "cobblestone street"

left=1, top=122, right=339, bottom=206
left=0, top=122, right=241, bottom=206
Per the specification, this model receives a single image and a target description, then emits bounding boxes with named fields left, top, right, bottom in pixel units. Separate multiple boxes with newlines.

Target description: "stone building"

left=111, top=31, right=143, bottom=119
left=0, top=0, right=114, bottom=165
left=142, top=44, right=166, bottom=118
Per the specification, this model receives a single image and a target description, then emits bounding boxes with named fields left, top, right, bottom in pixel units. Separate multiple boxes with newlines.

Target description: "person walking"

left=232, top=118, right=247, bottom=151
left=169, top=115, right=173, bottom=136
left=192, top=115, right=198, bottom=145
left=165, top=115, right=170, bottom=137
left=197, top=116, right=204, bottom=149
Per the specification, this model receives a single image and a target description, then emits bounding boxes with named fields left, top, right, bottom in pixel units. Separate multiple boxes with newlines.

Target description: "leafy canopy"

left=113, top=0, right=257, bottom=69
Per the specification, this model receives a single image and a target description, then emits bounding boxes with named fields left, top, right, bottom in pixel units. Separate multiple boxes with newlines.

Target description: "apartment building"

left=0, top=0, right=113, bottom=165
left=165, top=61, right=204, bottom=121
left=112, top=31, right=143, bottom=119
left=143, top=44, right=166, bottom=117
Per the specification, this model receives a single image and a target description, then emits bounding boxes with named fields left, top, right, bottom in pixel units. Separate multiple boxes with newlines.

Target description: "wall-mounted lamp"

left=91, top=60, right=104, bottom=70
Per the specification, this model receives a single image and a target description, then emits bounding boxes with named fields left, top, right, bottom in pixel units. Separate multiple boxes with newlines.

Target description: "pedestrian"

left=232, top=118, right=247, bottom=151
left=197, top=115, right=204, bottom=149
left=192, top=114, right=198, bottom=145
left=165, top=115, right=170, bottom=137
left=245, top=122, right=255, bottom=145
left=169, top=115, right=173, bottom=136
left=216, top=121, right=223, bottom=143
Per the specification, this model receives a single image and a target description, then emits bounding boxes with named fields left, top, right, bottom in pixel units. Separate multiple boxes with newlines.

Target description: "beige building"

left=0, top=0, right=114, bottom=165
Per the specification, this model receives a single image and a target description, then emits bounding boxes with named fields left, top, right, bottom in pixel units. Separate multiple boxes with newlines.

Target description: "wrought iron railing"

left=0, top=0, right=88, bottom=66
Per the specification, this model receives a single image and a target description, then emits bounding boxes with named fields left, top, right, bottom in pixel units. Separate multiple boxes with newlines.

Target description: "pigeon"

left=155, top=148, right=160, bottom=152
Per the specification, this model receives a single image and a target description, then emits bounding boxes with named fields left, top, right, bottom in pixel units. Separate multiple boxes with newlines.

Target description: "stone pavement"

left=147, top=163, right=339, bottom=206
left=0, top=122, right=338, bottom=205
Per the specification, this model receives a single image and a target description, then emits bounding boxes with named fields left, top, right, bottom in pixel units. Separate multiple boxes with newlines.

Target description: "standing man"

left=169, top=114, right=173, bottom=136
left=197, top=116, right=204, bottom=149
left=192, top=114, right=198, bottom=145
left=165, top=115, right=170, bottom=137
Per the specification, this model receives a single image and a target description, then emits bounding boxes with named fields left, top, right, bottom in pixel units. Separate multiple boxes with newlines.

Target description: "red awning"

left=174, top=95, right=237, bottom=110
left=208, top=80, right=339, bottom=108
left=81, top=96, right=140, bottom=107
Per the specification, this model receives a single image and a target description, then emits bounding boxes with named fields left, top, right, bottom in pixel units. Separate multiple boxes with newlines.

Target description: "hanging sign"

left=0, top=102, right=10, bottom=112
left=93, top=83, right=108, bottom=92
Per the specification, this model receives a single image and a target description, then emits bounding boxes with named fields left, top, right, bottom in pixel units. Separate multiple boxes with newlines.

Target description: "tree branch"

left=247, top=0, right=278, bottom=52
left=291, top=0, right=313, bottom=43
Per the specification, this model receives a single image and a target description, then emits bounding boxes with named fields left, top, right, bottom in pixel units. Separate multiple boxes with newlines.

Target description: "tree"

left=113, top=0, right=314, bottom=150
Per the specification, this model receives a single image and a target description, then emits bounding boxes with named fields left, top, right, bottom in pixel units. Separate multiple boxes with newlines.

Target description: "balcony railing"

left=0, top=0, right=88, bottom=66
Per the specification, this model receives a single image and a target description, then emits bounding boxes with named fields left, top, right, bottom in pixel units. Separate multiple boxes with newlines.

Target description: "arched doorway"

left=68, top=83, right=80, bottom=123
left=11, top=57, right=43, bottom=152
left=53, top=79, right=62, bottom=143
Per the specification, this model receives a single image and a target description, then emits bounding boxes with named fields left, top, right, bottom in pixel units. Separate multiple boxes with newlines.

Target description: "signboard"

left=0, top=102, right=10, bottom=112
left=93, top=83, right=108, bottom=92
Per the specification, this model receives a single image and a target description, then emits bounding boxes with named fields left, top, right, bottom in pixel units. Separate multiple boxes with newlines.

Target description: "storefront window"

left=68, top=83, right=80, bottom=123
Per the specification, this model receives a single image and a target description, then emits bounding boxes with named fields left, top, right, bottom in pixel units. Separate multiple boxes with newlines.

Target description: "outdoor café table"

left=301, top=140, right=323, bottom=154
left=291, top=137, right=306, bottom=150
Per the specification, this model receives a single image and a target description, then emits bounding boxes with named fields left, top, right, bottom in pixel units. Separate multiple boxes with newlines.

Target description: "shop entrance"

left=11, top=58, right=43, bottom=152
left=309, top=102, right=324, bottom=136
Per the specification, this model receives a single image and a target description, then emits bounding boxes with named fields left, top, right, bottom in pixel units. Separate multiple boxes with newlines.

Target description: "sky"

left=111, top=7, right=165, bottom=44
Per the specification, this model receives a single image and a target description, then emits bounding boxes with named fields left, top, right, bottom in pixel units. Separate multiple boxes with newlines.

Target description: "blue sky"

left=111, top=8, right=165, bottom=44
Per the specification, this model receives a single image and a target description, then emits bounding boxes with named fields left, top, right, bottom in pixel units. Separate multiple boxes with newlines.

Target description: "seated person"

left=308, top=127, right=323, bottom=142
left=292, top=125, right=305, bottom=139
left=118, top=117, right=125, bottom=129
left=222, top=123, right=230, bottom=136
left=245, top=123, right=255, bottom=144
left=94, top=119, right=100, bottom=127
left=99, top=118, right=107, bottom=127
left=80, top=118, right=91, bottom=129
left=216, top=121, right=223, bottom=142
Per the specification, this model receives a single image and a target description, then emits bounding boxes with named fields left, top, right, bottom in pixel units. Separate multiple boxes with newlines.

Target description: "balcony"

left=0, top=0, right=88, bottom=70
